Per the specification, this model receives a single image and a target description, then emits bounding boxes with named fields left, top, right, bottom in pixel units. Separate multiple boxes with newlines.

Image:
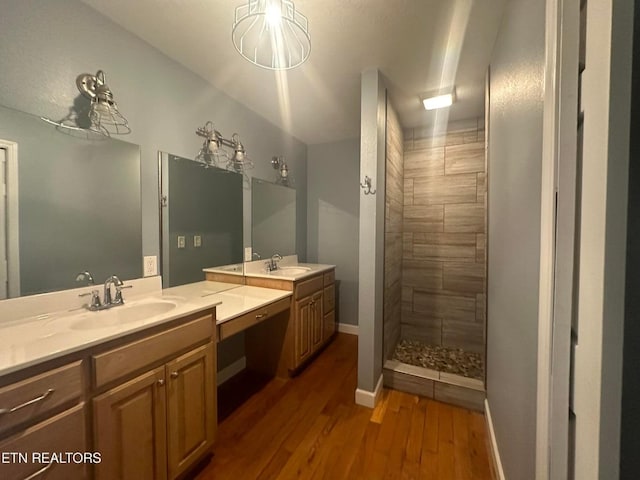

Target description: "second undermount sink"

left=275, top=266, right=312, bottom=276
left=70, top=300, right=178, bottom=330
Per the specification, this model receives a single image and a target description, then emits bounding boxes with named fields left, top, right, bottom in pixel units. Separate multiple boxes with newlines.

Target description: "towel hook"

left=360, top=176, right=376, bottom=195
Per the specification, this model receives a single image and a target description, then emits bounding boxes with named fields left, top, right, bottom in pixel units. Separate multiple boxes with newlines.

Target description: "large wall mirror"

left=159, top=152, right=243, bottom=288
left=251, top=178, right=296, bottom=259
left=0, top=104, right=142, bottom=299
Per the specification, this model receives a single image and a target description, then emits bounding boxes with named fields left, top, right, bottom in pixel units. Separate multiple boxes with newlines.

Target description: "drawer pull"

left=23, top=460, right=54, bottom=480
left=0, top=389, right=55, bottom=415
left=157, top=379, right=165, bottom=386
left=255, top=312, right=268, bottom=319
left=170, top=372, right=179, bottom=379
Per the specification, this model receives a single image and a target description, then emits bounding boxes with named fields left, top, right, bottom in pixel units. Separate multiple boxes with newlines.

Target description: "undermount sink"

left=70, top=300, right=178, bottom=330
left=274, top=266, right=312, bottom=276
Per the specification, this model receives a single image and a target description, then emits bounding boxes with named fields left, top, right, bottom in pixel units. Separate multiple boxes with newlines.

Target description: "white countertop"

left=0, top=279, right=292, bottom=378
left=161, top=281, right=292, bottom=323
left=244, top=255, right=335, bottom=281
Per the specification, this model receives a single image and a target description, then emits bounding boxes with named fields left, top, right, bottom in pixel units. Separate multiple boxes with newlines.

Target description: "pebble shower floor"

left=392, top=339, right=484, bottom=380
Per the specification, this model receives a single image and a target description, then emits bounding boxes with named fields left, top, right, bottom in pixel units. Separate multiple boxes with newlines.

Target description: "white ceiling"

left=81, top=0, right=506, bottom=145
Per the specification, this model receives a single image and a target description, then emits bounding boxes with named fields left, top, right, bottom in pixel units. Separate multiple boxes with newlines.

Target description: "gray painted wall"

left=251, top=180, right=297, bottom=259
left=307, top=138, right=360, bottom=326
left=0, top=0, right=308, bottom=268
left=357, top=70, right=387, bottom=393
left=486, top=0, right=544, bottom=478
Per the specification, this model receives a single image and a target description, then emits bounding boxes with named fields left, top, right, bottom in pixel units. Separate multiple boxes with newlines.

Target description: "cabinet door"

left=93, top=367, right=167, bottom=480
left=294, top=296, right=313, bottom=366
left=311, top=291, right=323, bottom=350
left=166, top=343, right=215, bottom=480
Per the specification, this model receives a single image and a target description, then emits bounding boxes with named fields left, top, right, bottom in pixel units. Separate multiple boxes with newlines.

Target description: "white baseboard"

left=485, top=399, right=506, bottom=480
left=338, top=323, right=359, bottom=335
left=217, top=356, right=246, bottom=386
left=355, top=374, right=383, bottom=408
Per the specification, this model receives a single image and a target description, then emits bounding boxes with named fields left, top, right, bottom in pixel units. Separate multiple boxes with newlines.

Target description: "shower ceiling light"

left=420, top=87, right=456, bottom=111
left=232, top=0, right=311, bottom=70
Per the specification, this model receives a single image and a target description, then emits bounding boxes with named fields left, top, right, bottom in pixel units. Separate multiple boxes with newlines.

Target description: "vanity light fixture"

left=41, top=70, right=130, bottom=137
left=271, top=156, right=292, bottom=186
left=195, top=121, right=227, bottom=167
left=195, top=122, right=254, bottom=175
left=420, top=87, right=456, bottom=111
left=232, top=0, right=311, bottom=70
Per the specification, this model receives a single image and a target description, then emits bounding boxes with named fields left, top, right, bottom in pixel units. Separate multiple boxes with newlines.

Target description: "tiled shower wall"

left=400, top=119, right=487, bottom=354
left=383, top=99, right=404, bottom=361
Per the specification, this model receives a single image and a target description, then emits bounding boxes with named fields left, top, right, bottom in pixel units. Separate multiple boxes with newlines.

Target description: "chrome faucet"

left=79, top=274, right=132, bottom=311
left=75, top=271, right=95, bottom=286
left=103, top=275, right=123, bottom=306
left=265, top=253, right=283, bottom=272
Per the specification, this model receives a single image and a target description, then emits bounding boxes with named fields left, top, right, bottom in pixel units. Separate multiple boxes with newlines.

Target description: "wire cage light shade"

left=232, top=0, right=311, bottom=70
left=77, top=70, right=130, bottom=136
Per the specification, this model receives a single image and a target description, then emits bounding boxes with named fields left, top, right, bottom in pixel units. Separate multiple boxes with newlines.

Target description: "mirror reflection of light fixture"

left=232, top=0, right=311, bottom=70
left=271, top=156, right=292, bottom=186
left=41, top=70, right=130, bottom=137
left=195, top=122, right=254, bottom=176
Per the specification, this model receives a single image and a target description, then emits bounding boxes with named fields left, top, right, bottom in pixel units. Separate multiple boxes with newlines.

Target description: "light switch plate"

left=177, top=235, right=186, bottom=249
left=194, top=235, right=202, bottom=248
left=143, top=256, right=157, bottom=277
left=244, top=247, right=252, bottom=262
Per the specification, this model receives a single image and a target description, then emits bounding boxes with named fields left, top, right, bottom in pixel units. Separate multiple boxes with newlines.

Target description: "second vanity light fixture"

left=195, top=121, right=254, bottom=175
left=42, top=70, right=130, bottom=137
left=271, top=156, right=292, bottom=186
left=232, top=0, right=311, bottom=70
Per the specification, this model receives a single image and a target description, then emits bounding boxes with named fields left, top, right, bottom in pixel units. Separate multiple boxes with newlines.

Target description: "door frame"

left=0, top=139, right=20, bottom=298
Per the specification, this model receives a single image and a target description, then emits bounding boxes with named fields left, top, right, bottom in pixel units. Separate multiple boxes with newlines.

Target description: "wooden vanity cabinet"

left=246, top=268, right=336, bottom=374
left=93, top=316, right=216, bottom=480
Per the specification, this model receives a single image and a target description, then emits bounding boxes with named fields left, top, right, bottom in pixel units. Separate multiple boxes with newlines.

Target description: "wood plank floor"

left=195, top=333, right=494, bottom=480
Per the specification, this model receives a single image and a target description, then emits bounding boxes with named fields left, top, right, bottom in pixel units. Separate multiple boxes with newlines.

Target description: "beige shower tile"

left=413, top=291, right=476, bottom=323
left=403, top=205, right=444, bottom=232
left=443, top=262, right=485, bottom=294
left=444, top=203, right=485, bottom=233
left=402, top=259, right=443, bottom=289
left=444, top=143, right=485, bottom=175
left=404, top=147, right=444, bottom=178
left=414, top=174, right=477, bottom=205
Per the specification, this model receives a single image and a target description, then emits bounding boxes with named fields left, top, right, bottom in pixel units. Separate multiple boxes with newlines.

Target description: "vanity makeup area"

left=0, top=104, right=335, bottom=479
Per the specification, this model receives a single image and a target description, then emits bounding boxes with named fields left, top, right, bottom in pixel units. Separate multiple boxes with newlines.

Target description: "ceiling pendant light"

left=232, top=0, right=311, bottom=70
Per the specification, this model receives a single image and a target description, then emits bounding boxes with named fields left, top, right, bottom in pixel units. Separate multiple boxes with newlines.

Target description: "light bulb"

left=265, top=3, right=282, bottom=26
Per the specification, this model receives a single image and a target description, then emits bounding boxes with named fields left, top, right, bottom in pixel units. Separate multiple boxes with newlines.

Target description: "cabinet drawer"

left=93, top=315, right=213, bottom=389
left=295, top=275, right=323, bottom=299
left=323, top=285, right=335, bottom=313
left=218, top=297, right=291, bottom=341
left=0, top=361, right=83, bottom=436
left=0, top=404, right=87, bottom=480
left=323, top=270, right=335, bottom=286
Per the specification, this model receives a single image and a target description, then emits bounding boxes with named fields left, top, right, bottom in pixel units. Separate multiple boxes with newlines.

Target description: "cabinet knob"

left=170, top=371, right=179, bottom=379
left=157, top=379, right=165, bottom=386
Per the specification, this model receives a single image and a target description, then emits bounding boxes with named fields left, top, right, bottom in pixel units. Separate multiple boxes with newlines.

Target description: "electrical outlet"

left=143, top=256, right=157, bottom=277
left=244, top=247, right=252, bottom=262
left=177, top=235, right=186, bottom=249
left=194, top=235, right=202, bottom=248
